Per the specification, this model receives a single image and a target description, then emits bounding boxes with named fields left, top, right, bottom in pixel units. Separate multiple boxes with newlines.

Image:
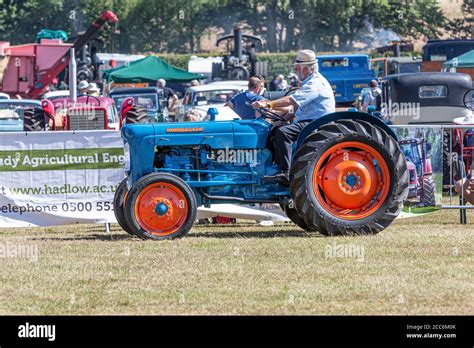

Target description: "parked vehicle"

left=0, top=99, right=41, bottom=132
left=29, top=96, right=121, bottom=131
left=381, top=72, right=472, bottom=125
left=42, top=90, right=70, bottom=101
left=110, top=87, right=164, bottom=123
left=317, top=54, right=375, bottom=105
left=212, top=26, right=267, bottom=81
left=114, top=107, right=408, bottom=240
left=0, top=11, right=117, bottom=98
left=0, top=92, right=10, bottom=100
left=371, top=57, right=421, bottom=79
left=399, top=138, right=436, bottom=206
left=176, top=83, right=244, bottom=121
left=422, top=39, right=474, bottom=73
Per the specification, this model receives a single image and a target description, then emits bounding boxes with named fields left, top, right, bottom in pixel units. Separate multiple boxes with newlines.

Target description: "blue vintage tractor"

left=114, top=107, right=409, bottom=240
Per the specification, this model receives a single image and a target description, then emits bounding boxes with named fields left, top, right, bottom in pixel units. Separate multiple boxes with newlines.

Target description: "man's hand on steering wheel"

left=249, top=101, right=286, bottom=122
left=252, top=100, right=268, bottom=110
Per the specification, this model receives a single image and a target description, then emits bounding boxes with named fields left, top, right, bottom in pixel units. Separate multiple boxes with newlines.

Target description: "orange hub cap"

left=312, top=141, right=390, bottom=220
left=134, top=182, right=188, bottom=236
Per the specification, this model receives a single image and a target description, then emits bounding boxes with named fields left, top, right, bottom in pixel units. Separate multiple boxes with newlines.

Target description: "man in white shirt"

left=252, top=49, right=336, bottom=184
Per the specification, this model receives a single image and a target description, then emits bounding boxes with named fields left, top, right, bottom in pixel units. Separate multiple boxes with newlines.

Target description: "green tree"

left=446, top=0, right=473, bottom=39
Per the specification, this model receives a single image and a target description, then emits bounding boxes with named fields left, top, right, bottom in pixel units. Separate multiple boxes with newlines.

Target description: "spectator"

left=157, top=78, right=178, bottom=111
left=78, top=80, right=89, bottom=96
left=225, top=76, right=267, bottom=119
left=455, top=174, right=474, bottom=205
left=269, top=75, right=280, bottom=91
left=277, top=74, right=288, bottom=90
left=361, top=80, right=382, bottom=112
left=288, top=73, right=300, bottom=88
left=88, top=83, right=100, bottom=97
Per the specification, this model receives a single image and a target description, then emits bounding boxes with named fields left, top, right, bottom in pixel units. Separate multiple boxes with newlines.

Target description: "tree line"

left=0, top=0, right=471, bottom=54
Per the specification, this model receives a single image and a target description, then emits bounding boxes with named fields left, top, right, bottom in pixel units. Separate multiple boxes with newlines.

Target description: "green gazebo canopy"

left=103, top=55, right=203, bottom=83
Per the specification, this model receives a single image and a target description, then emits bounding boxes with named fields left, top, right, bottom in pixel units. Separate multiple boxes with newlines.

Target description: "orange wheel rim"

left=312, top=141, right=391, bottom=220
left=134, top=182, right=188, bottom=236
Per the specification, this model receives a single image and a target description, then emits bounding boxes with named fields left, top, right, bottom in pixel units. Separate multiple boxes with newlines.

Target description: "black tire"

left=279, top=201, right=316, bottom=231
left=290, top=119, right=409, bottom=236
left=113, top=178, right=135, bottom=236
left=124, top=173, right=197, bottom=240
left=421, top=174, right=436, bottom=207
left=23, top=108, right=45, bottom=131
left=125, top=106, right=148, bottom=124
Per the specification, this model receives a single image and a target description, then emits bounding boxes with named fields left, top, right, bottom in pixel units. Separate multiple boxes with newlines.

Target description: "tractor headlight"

left=123, top=142, right=130, bottom=173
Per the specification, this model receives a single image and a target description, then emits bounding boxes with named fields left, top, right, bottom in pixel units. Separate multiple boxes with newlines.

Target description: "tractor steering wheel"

left=463, top=88, right=473, bottom=111
left=85, top=95, right=101, bottom=106
left=245, top=101, right=286, bottom=122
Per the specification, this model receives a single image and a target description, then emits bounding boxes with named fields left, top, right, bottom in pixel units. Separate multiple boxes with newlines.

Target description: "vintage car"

left=176, top=82, right=245, bottom=122
left=109, top=87, right=164, bottom=122
left=42, top=90, right=70, bottom=101
left=381, top=72, right=472, bottom=125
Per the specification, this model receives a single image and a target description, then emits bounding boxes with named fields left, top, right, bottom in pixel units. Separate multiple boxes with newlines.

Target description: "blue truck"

left=317, top=54, right=375, bottom=105
left=114, top=105, right=409, bottom=240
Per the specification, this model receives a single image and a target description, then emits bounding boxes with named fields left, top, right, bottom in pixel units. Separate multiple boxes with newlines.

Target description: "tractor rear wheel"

left=421, top=174, right=436, bottom=206
left=23, top=108, right=45, bottom=131
left=290, top=119, right=408, bottom=236
left=125, top=106, right=148, bottom=124
left=124, top=173, right=197, bottom=240
left=113, top=178, right=135, bottom=236
left=279, top=201, right=316, bottom=231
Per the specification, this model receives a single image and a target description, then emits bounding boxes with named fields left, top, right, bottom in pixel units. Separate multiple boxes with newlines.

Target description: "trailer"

left=0, top=11, right=118, bottom=98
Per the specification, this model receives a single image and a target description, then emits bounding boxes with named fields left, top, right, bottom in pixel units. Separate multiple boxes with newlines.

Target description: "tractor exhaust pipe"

left=233, top=26, right=242, bottom=60
left=392, top=40, right=401, bottom=57
left=69, top=47, right=77, bottom=102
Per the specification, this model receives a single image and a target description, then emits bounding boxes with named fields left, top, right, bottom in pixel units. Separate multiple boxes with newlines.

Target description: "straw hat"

left=78, top=80, right=89, bottom=90
left=88, top=83, right=100, bottom=92
left=294, top=49, right=317, bottom=65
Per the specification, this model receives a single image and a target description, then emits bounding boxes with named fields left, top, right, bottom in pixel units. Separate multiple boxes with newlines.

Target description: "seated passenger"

left=225, top=76, right=267, bottom=119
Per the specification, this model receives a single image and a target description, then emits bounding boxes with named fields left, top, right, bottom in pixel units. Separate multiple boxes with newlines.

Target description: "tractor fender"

left=121, top=124, right=156, bottom=183
left=294, top=111, right=397, bottom=153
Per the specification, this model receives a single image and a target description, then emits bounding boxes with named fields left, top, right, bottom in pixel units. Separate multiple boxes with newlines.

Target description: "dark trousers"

left=273, top=121, right=310, bottom=171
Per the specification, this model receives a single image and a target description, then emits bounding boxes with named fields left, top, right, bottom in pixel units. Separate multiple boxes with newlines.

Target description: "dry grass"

left=0, top=209, right=472, bottom=315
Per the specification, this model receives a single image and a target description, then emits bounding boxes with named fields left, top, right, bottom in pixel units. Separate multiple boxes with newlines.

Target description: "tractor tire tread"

left=289, top=118, right=408, bottom=236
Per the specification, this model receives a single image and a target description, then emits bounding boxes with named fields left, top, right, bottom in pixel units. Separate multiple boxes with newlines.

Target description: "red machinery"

left=0, top=11, right=118, bottom=98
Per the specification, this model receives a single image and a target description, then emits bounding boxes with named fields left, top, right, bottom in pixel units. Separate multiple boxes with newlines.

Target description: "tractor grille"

left=68, top=109, right=105, bottom=130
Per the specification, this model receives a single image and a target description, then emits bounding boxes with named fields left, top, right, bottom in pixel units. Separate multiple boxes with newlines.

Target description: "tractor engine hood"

left=121, top=120, right=271, bottom=168
left=152, top=121, right=235, bottom=148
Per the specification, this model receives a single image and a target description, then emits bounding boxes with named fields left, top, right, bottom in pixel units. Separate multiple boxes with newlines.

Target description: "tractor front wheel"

left=124, top=173, right=197, bottom=240
left=290, top=119, right=408, bottom=236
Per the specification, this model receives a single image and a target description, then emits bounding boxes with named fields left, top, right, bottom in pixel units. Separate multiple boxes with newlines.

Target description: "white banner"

left=0, top=130, right=289, bottom=227
left=0, top=131, right=125, bottom=227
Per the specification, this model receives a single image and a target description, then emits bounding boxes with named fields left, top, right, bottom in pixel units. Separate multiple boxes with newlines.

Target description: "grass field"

left=0, top=209, right=472, bottom=315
